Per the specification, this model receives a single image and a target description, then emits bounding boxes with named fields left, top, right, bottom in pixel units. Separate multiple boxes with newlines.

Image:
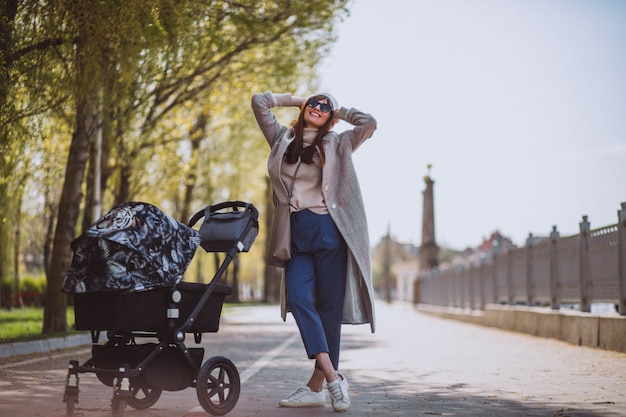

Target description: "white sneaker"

left=327, top=373, right=350, bottom=412
left=278, top=386, right=325, bottom=408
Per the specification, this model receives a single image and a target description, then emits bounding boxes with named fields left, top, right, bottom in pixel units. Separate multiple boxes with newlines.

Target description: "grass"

left=0, top=302, right=266, bottom=344
left=0, top=307, right=77, bottom=344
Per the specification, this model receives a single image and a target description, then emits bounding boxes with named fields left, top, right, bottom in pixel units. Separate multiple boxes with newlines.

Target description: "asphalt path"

left=1, top=302, right=625, bottom=417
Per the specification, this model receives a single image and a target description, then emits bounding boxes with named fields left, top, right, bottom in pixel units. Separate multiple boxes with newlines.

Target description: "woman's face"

left=303, top=97, right=332, bottom=129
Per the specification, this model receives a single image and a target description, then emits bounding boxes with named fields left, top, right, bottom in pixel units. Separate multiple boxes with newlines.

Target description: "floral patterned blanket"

left=62, top=202, right=201, bottom=293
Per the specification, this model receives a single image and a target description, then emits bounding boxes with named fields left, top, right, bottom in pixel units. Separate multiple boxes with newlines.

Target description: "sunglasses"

left=306, top=98, right=332, bottom=113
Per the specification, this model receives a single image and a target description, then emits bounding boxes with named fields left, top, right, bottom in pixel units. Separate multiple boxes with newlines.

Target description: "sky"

left=317, top=0, right=626, bottom=250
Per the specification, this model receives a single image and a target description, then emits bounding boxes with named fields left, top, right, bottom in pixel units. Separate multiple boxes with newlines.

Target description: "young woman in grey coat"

left=252, top=91, right=377, bottom=412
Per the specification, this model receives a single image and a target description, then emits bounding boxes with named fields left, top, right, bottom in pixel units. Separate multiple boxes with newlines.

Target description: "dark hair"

left=284, top=95, right=335, bottom=165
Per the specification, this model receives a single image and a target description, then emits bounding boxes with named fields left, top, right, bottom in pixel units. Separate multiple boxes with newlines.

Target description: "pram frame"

left=63, top=201, right=258, bottom=417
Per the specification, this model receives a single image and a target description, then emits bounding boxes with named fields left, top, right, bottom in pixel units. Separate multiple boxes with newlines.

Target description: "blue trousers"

left=285, top=209, right=347, bottom=371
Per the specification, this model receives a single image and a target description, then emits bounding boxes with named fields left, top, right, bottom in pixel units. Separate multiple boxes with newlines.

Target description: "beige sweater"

left=281, top=128, right=328, bottom=214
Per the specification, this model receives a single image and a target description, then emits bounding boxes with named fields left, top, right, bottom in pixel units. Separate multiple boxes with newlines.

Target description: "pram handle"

left=187, top=200, right=258, bottom=228
left=181, top=201, right=258, bottom=332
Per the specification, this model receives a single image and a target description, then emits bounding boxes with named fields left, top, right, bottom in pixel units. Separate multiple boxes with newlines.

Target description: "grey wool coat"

left=251, top=91, right=377, bottom=333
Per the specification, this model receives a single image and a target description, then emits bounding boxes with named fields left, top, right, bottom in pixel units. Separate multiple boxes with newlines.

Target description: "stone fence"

left=416, top=202, right=626, bottom=352
left=419, top=202, right=626, bottom=315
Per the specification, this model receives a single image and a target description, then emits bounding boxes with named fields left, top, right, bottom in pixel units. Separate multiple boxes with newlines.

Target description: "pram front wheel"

left=111, top=397, right=126, bottom=417
left=196, top=356, right=240, bottom=416
left=64, top=393, right=76, bottom=416
left=127, top=386, right=162, bottom=410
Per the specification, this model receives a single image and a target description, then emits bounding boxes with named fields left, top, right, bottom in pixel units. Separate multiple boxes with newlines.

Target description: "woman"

left=251, top=91, right=376, bottom=412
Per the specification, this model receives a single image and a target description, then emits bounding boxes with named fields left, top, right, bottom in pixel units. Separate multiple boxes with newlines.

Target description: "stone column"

left=419, top=167, right=439, bottom=272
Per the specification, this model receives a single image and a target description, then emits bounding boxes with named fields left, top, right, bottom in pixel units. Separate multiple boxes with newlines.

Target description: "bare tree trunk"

left=82, top=110, right=104, bottom=231
left=42, top=189, right=57, bottom=277
left=43, top=96, right=95, bottom=333
left=99, top=91, right=114, bottom=207
left=82, top=137, right=95, bottom=231
left=116, top=162, right=132, bottom=204
left=180, top=113, right=206, bottom=223
left=12, top=180, right=24, bottom=307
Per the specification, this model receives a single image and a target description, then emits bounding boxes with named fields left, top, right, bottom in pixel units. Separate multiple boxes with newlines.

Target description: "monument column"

left=419, top=165, right=439, bottom=272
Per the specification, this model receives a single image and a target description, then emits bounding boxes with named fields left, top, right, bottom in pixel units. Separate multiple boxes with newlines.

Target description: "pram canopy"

left=62, top=202, right=201, bottom=294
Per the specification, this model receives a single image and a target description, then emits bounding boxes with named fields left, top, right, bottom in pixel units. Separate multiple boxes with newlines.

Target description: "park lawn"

left=0, top=307, right=76, bottom=343
left=0, top=302, right=253, bottom=344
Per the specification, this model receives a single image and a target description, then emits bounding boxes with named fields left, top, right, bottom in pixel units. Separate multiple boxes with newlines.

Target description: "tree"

left=84, top=1, right=349, bottom=300
left=2, top=0, right=350, bottom=329
left=0, top=0, right=68, bottom=306
left=0, top=0, right=20, bottom=307
left=44, top=0, right=104, bottom=332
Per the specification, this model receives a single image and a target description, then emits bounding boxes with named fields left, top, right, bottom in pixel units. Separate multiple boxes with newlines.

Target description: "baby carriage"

left=61, top=201, right=258, bottom=417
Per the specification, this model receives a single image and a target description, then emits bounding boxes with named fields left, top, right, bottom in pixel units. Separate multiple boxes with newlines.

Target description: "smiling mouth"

left=309, top=111, right=322, bottom=118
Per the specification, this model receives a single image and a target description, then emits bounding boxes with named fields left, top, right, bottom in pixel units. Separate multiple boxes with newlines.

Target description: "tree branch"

left=9, top=38, right=66, bottom=62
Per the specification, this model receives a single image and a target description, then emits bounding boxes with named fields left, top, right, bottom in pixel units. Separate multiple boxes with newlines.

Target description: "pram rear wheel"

left=196, top=356, right=240, bottom=416
left=127, top=386, right=162, bottom=410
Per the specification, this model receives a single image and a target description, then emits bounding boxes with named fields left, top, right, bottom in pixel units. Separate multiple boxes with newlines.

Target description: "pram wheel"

left=111, top=397, right=126, bottom=417
left=127, top=386, right=162, bottom=410
left=63, top=360, right=80, bottom=416
left=111, top=370, right=131, bottom=417
left=64, top=393, right=76, bottom=416
left=196, top=356, right=240, bottom=415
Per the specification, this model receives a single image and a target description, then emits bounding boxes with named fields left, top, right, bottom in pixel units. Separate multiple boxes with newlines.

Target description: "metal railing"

left=418, top=202, right=626, bottom=315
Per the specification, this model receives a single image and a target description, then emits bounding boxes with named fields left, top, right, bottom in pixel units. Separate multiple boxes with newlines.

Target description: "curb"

left=416, top=303, right=626, bottom=353
left=0, top=333, right=94, bottom=359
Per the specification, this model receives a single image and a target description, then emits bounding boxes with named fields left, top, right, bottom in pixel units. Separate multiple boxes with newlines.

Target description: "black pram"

left=61, top=201, right=258, bottom=417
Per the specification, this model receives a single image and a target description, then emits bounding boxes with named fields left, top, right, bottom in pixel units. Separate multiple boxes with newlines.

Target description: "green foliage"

left=1, top=0, right=352, bottom=321
left=19, top=275, right=46, bottom=293
left=0, top=307, right=76, bottom=343
left=1, top=275, right=47, bottom=307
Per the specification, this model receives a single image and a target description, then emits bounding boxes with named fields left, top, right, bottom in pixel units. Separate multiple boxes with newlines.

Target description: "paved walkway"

left=186, top=301, right=626, bottom=417
left=1, top=301, right=625, bottom=416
